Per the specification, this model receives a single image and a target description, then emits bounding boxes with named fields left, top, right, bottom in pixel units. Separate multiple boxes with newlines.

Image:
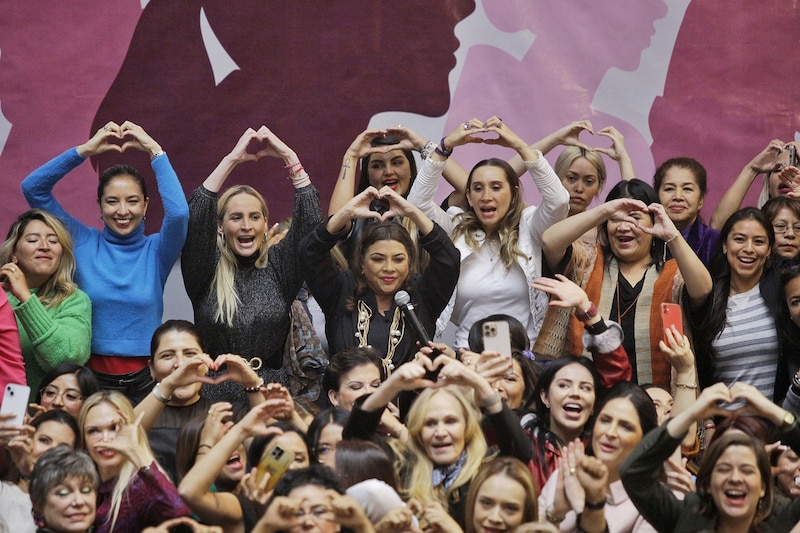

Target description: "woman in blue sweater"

left=21, top=121, right=189, bottom=403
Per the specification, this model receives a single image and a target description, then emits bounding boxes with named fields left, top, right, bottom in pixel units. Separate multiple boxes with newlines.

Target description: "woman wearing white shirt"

left=407, top=116, right=569, bottom=348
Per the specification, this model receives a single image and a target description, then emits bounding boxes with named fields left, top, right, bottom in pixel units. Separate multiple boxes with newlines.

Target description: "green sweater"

left=6, top=288, right=91, bottom=399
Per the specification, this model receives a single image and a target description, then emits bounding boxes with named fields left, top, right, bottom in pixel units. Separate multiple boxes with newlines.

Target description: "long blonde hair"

left=214, top=185, right=269, bottom=326
left=452, top=159, right=526, bottom=269
left=403, top=387, right=488, bottom=507
left=79, top=391, right=159, bottom=532
left=0, top=209, right=78, bottom=309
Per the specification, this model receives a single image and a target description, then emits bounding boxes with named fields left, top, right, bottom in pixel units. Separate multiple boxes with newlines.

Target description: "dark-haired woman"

left=690, top=207, right=793, bottom=403
left=654, top=157, right=720, bottom=266
left=407, top=117, right=570, bottom=349
left=21, top=121, right=189, bottom=403
left=542, top=179, right=712, bottom=388
left=300, top=183, right=459, bottom=372
left=34, top=363, right=100, bottom=418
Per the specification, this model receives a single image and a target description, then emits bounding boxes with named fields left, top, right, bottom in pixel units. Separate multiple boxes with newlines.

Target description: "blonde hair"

left=452, top=159, right=526, bottom=269
left=214, top=185, right=269, bottom=326
left=79, top=391, right=159, bottom=532
left=403, top=387, right=489, bottom=507
left=553, top=147, right=607, bottom=196
left=0, top=209, right=78, bottom=309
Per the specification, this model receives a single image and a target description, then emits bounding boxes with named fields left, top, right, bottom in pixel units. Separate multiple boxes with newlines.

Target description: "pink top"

left=0, top=291, right=25, bottom=408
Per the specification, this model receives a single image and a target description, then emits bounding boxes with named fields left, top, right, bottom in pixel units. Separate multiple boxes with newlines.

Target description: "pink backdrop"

left=1, top=0, right=799, bottom=234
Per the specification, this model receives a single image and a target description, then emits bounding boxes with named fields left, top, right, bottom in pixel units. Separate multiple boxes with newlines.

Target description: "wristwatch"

left=575, top=302, right=598, bottom=322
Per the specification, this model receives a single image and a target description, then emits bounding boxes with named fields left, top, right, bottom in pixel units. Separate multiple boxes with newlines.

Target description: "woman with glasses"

left=762, top=197, right=800, bottom=261
left=35, top=363, right=100, bottom=418
left=0, top=210, right=91, bottom=398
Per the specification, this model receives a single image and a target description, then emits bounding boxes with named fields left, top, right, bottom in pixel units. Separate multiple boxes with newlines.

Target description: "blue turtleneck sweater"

left=22, top=148, right=189, bottom=356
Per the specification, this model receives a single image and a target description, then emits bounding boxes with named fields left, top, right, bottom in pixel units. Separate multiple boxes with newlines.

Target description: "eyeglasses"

left=292, top=505, right=334, bottom=522
left=41, top=387, right=83, bottom=406
left=773, top=222, right=800, bottom=235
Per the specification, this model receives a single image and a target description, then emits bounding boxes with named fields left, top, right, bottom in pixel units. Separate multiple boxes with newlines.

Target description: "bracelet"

left=244, top=378, right=265, bottom=394
left=673, top=382, right=698, bottom=389
left=420, top=140, right=437, bottom=160
left=481, top=393, right=502, bottom=409
left=285, top=160, right=303, bottom=170
left=575, top=302, right=598, bottom=322
left=287, top=165, right=304, bottom=176
left=584, top=497, right=606, bottom=510
left=152, top=383, right=172, bottom=404
left=150, top=150, right=166, bottom=161
left=434, top=137, right=453, bottom=158
left=664, top=232, right=680, bottom=244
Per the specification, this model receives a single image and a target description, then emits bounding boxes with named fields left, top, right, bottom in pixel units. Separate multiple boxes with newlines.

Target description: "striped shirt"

left=712, top=285, right=779, bottom=400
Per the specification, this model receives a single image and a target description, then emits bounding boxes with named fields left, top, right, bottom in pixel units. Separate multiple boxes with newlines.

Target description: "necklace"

left=355, top=300, right=405, bottom=373
left=615, top=265, right=650, bottom=322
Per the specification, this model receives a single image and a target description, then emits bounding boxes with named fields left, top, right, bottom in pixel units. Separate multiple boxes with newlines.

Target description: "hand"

left=515, top=522, right=560, bottom=533
left=550, top=120, right=594, bottom=150
left=777, top=165, right=800, bottom=198
left=442, top=117, right=493, bottom=150
left=640, top=202, right=680, bottom=241
left=593, top=126, right=630, bottom=162
left=142, top=517, right=223, bottom=533
left=473, top=350, right=513, bottom=384
left=658, top=326, right=695, bottom=374
left=260, top=383, right=295, bottom=420
left=200, top=402, right=235, bottom=446
left=340, top=187, right=385, bottom=222
left=327, top=490, right=372, bottom=530
left=159, top=353, right=215, bottom=396
left=201, top=353, right=262, bottom=388
left=728, top=382, right=787, bottom=424
left=0, top=262, right=32, bottom=302
left=532, top=274, right=592, bottom=313
left=77, top=121, right=125, bottom=157
left=749, top=139, right=785, bottom=174
left=226, top=128, right=272, bottom=164
left=663, top=456, right=695, bottom=495
left=420, top=501, right=462, bottom=533
left=602, top=197, right=648, bottom=224
left=93, top=412, right=153, bottom=469
left=384, top=125, right=430, bottom=152
left=375, top=506, right=420, bottom=533
left=376, top=185, right=417, bottom=220
left=561, top=440, right=587, bottom=512
left=345, top=129, right=395, bottom=159
left=118, top=121, right=162, bottom=155
left=480, top=116, right=528, bottom=153
left=7, top=425, right=35, bottom=475
left=236, top=401, right=290, bottom=439
left=387, top=353, right=440, bottom=392
left=576, top=453, right=609, bottom=505
left=267, top=223, right=287, bottom=247
left=253, top=495, right=300, bottom=533
left=238, top=466, right=273, bottom=508
left=254, top=126, right=299, bottom=164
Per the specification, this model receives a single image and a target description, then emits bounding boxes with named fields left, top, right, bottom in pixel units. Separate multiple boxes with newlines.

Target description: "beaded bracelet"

left=434, top=137, right=453, bottom=158
left=664, top=232, right=680, bottom=244
left=244, top=378, right=265, bottom=394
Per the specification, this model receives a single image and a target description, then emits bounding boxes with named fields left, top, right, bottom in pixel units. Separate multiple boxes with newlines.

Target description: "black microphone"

left=395, top=290, right=441, bottom=379
left=394, top=290, right=432, bottom=345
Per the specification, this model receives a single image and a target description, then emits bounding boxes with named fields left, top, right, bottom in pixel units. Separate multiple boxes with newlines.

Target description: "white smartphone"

left=1, top=383, right=31, bottom=426
left=482, top=320, right=512, bottom=358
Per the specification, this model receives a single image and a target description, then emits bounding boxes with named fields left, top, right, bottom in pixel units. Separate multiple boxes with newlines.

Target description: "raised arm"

left=329, top=129, right=389, bottom=217
left=542, top=198, right=646, bottom=270
left=507, top=120, right=595, bottom=176
left=640, top=203, right=712, bottom=305
left=710, top=139, right=785, bottom=230
left=594, top=126, right=635, bottom=181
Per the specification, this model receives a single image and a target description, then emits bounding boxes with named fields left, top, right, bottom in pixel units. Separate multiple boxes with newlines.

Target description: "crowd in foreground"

left=1, top=117, right=800, bottom=533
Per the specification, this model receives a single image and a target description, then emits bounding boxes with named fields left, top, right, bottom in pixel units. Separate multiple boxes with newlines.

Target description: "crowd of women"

left=1, top=115, right=800, bottom=533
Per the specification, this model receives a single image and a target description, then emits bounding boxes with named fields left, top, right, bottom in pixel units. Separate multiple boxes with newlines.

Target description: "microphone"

left=394, top=290, right=432, bottom=346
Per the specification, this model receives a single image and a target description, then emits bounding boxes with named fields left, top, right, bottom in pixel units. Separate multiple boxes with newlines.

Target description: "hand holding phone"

left=0, top=384, right=31, bottom=427
left=660, top=303, right=683, bottom=343
left=256, top=444, right=295, bottom=492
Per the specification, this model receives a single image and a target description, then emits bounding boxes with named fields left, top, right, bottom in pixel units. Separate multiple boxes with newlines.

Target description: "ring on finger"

left=463, top=122, right=470, bottom=130
left=569, top=467, right=576, bottom=475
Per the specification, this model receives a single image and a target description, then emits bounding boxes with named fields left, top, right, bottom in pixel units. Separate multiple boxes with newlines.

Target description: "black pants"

left=92, top=365, right=154, bottom=406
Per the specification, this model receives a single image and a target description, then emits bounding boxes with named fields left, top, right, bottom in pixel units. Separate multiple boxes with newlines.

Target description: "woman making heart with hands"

left=407, top=116, right=570, bottom=350
left=621, top=382, right=800, bottom=533
left=181, top=127, right=322, bottom=405
left=343, top=352, right=532, bottom=530
left=300, top=184, right=459, bottom=373
left=22, top=121, right=189, bottom=403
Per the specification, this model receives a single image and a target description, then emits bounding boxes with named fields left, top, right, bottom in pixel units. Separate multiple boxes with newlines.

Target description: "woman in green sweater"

left=0, top=209, right=91, bottom=397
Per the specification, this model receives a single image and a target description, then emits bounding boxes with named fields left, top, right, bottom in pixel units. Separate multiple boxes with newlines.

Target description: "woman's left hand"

left=253, top=126, right=299, bottom=165
left=663, top=456, right=695, bottom=495
left=532, top=275, right=592, bottom=312
left=593, top=126, right=629, bottom=162
left=641, top=202, right=680, bottom=242
left=119, top=121, right=163, bottom=156
left=0, top=262, right=32, bottom=302
left=658, top=326, right=695, bottom=375
left=142, top=517, right=223, bottom=533
left=576, top=453, right=609, bottom=507
left=238, top=466, right=273, bottom=507
left=421, top=501, right=462, bottom=533
left=327, top=490, right=373, bottom=531
left=99, top=412, right=153, bottom=469
left=203, top=353, right=262, bottom=388
left=729, top=382, right=787, bottom=425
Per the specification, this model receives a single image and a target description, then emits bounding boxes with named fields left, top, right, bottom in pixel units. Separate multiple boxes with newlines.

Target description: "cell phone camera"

left=483, top=323, right=497, bottom=338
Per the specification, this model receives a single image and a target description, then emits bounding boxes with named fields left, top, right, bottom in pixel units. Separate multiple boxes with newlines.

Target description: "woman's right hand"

left=236, top=400, right=290, bottom=439
left=659, top=326, right=695, bottom=375
left=748, top=139, right=786, bottom=174
left=77, top=122, right=125, bottom=157
left=200, top=402, right=235, bottom=447
left=0, top=262, right=32, bottom=303
left=549, top=120, right=594, bottom=150
left=346, top=129, right=396, bottom=159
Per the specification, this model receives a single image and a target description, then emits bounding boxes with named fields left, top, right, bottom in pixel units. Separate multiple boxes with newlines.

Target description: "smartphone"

left=482, top=320, right=512, bottom=358
left=0, top=383, right=31, bottom=426
left=256, top=444, right=295, bottom=492
left=789, top=144, right=799, bottom=168
left=660, top=303, right=683, bottom=343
